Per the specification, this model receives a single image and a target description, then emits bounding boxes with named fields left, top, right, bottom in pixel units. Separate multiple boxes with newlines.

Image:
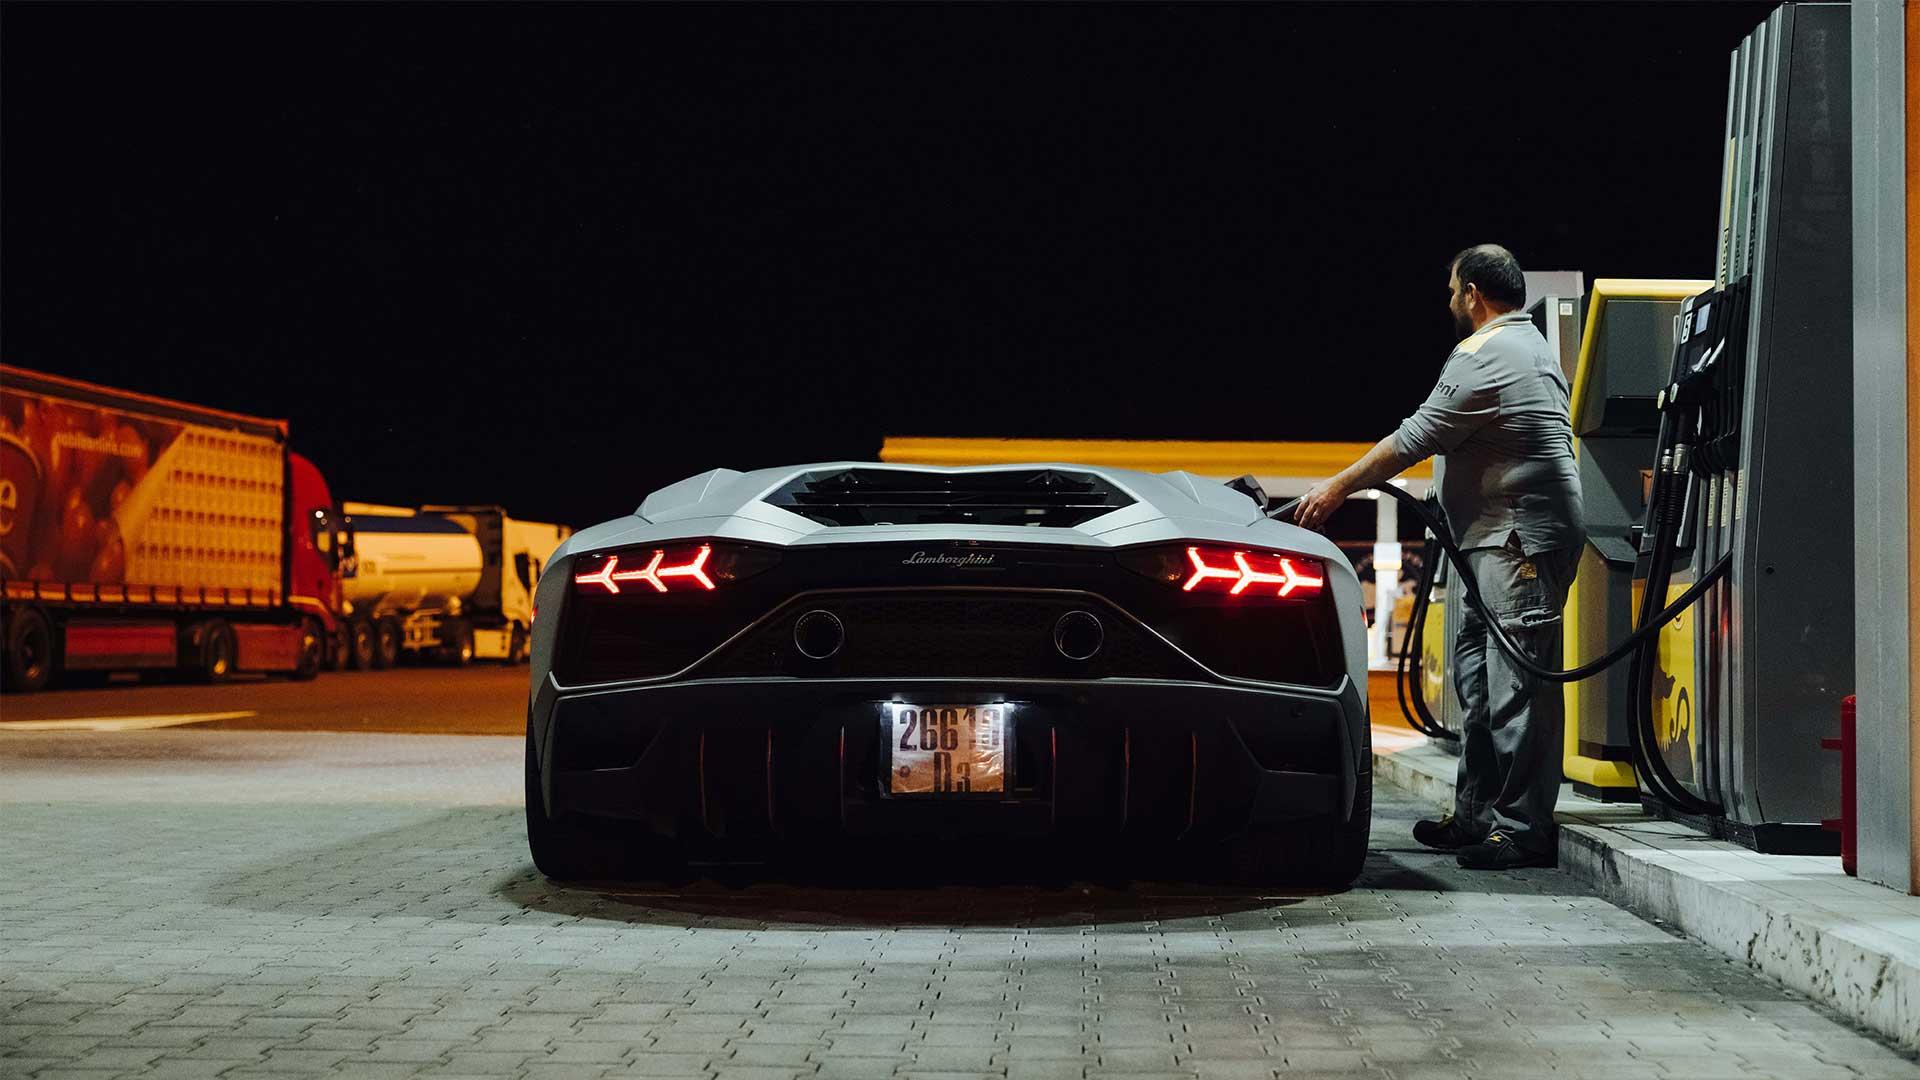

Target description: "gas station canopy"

left=878, top=437, right=1433, bottom=501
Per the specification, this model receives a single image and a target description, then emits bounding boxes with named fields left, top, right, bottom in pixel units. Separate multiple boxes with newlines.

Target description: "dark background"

left=3, top=2, right=1774, bottom=530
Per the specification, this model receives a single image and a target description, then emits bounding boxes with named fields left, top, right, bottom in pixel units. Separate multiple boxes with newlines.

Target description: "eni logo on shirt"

left=1436, top=381, right=1461, bottom=397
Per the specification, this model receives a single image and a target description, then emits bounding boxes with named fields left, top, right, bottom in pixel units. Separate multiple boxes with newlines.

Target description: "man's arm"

left=1292, top=351, right=1500, bottom=531
left=1292, top=436, right=1415, bottom=531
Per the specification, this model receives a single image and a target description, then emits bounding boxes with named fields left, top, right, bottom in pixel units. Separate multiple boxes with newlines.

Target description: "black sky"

left=3, top=2, right=1775, bottom=529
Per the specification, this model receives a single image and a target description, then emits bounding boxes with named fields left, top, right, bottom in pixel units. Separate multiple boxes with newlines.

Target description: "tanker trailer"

left=338, top=503, right=568, bottom=667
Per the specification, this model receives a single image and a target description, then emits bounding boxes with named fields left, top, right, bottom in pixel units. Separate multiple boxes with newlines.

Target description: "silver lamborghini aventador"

left=524, top=463, right=1372, bottom=884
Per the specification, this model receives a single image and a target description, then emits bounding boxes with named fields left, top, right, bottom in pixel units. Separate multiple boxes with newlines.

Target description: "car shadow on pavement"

left=489, top=842, right=1492, bottom=929
left=195, top=804, right=1569, bottom=932
left=494, top=868, right=1306, bottom=930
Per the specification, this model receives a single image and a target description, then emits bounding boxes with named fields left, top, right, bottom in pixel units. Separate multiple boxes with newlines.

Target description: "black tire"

left=347, top=619, right=376, bottom=670
left=194, top=620, right=236, bottom=684
left=2, top=608, right=55, bottom=693
left=440, top=621, right=474, bottom=667
left=1224, top=769, right=1372, bottom=888
left=509, top=624, right=530, bottom=664
left=524, top=717, right=680, bottom=882
left=372, top=618, right=401, bottom=669
left=319, top=626, right=343, bottom=672
left=292, top=619, right=322, bottom=681
left=525, top=719, right=617, bottom=880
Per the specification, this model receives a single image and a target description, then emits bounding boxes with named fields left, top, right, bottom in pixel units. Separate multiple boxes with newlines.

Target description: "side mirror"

left=1226, top=474, right=1269, bottom=510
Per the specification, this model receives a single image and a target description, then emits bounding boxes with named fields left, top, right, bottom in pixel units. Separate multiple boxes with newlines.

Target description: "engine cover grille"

left=696, top=590, right=1201, bottom=681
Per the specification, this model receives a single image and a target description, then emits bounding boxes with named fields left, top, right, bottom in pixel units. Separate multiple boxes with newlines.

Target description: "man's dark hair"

left=1449, top=244, right=1527, bottom=310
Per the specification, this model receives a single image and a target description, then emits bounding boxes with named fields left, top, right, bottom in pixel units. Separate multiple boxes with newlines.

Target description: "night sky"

left=3, top=2, right=1774, bottom=530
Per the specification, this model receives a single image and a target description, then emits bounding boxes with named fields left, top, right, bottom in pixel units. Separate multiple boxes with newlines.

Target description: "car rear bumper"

left=533, top=675, right=1367, bottom=846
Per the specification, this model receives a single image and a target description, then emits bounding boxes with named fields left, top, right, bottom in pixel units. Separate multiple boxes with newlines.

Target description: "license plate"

left=885, top=703, right=1008, bottom=795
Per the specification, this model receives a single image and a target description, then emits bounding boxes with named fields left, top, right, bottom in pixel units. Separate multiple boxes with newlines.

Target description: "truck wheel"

left=320, top=626, right=344, bottom=672
left=347, top=619, right=375, bottom=670
left=372, top=618, right=401, bottom=669
left=2, top=608, right=54, bottom=693
left=195, top=620, right=237, bottom=684
left=509, top=625, right=530, bottom=664
left=441, top=622, right=474, bottom=667
left=292, top=619, right=322, bottom=681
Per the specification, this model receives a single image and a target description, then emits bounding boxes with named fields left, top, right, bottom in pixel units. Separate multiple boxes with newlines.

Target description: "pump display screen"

left=1693, top=303, right=1712, bottom=334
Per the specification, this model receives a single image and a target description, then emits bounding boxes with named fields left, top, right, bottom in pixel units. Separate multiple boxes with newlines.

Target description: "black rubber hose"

left=1624, top=453, right=1724, bottom=815
left=1290, top=484, right=1730, bottom=684
left=1270, top=475, right=1726, bottom=812
left=1394, top=538, right=1457, bottom=740
left=1613, top=402, right=1723, bottom=815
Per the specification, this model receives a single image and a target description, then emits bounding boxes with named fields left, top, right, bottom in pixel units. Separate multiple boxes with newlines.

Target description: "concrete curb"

left=1373, top=737, right=1920, bottom=1050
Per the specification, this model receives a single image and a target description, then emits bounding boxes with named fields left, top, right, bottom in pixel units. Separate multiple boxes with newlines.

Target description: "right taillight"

left=1119, top=543, right=1326, bottom=600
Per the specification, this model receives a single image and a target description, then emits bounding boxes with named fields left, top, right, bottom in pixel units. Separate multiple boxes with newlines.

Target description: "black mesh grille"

left=697, top=591, right=1199, bottom=681
left=764, top=468, right=1133, bottom=528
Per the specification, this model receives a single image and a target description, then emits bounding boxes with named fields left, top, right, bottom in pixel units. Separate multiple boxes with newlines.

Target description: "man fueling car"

left=1294, top=244, right=1583, bottom=870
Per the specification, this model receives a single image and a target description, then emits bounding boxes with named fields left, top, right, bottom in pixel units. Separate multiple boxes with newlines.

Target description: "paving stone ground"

left=3, top=729, right=1917, bottom=1079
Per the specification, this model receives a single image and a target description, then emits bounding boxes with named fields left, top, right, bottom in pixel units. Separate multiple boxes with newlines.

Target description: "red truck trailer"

left=0, top=365, right=346, bottom=692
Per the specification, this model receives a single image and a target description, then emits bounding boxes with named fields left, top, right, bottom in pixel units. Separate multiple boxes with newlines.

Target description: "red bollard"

left=1821, top=695, right=1857, bottom=877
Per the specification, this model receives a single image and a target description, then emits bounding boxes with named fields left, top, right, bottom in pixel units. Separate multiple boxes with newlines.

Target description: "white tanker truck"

left=337, top=503, right=569, bottom=668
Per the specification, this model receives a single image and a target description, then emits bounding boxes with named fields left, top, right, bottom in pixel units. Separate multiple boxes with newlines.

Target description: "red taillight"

left=574, top=545, right=715, bottom=594
left=1120, top=543, right=1326, bottom=600
left=570, top=541, right=778, bottom=597
left=1182, top=546, right=1324, bottom=598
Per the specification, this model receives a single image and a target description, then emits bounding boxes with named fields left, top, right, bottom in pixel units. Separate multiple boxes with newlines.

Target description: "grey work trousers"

left=1451, top=536, right=1579, bottom=855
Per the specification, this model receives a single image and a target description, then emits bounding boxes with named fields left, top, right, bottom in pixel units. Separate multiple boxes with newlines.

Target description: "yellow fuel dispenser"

left=1560, top=280, right=1710, bottom=800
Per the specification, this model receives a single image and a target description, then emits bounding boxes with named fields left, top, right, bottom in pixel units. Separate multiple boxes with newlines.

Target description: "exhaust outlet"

left=1053, top=610, right=1104, bottom=661
left=793, top=609, right=845, bottom=660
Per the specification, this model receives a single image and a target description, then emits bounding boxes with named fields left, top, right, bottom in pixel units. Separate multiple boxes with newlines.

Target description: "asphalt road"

left=0, top=665, right=531, bottom=735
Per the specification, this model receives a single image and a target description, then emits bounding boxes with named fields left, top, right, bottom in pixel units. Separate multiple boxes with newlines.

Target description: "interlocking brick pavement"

left=2, top=729, right=1917, bottom=1079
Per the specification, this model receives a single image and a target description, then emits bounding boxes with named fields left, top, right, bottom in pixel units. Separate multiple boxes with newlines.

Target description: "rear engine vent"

left=765, top=468, right=1134, bottom=528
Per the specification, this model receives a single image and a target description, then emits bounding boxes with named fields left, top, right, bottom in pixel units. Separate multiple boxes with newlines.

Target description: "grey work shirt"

left=1392, top=312, right=1584, bottom=555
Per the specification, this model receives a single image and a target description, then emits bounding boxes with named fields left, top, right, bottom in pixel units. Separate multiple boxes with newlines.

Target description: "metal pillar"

left=1851, top=0, right=1911, bottom=892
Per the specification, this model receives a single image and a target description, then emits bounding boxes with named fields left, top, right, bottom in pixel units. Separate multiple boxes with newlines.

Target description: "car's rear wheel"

left=524, top=718, right=680, bottom=882
left=1223, top=768, right=1372, bottom=888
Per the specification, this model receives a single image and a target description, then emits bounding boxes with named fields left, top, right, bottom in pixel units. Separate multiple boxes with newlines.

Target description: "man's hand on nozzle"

left=1293, top=477, right=1349, bottom=532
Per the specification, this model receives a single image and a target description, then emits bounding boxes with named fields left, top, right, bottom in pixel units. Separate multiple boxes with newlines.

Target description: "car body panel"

left=527, top=461, right=1370, bottom=851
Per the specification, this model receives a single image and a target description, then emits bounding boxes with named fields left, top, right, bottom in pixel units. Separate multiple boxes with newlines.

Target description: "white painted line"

left=0, top=711, right=258, bottom=732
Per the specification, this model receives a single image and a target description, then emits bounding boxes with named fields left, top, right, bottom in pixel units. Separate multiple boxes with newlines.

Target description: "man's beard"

left=1451, top=304, right=1473, bottom=339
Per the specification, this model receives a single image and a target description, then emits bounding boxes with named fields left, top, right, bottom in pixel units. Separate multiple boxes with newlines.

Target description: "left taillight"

left=1118, top=543, right=1327, bottom=600
left=571, top=542, right=779, bottom=596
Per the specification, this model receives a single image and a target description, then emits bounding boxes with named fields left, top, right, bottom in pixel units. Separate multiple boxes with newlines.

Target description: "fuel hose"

left=1271, top=485, right=1729, bottom=684
left=1392, top=532, right=1456, bottom=741
left=1270, top=473, right=1729, bottom=814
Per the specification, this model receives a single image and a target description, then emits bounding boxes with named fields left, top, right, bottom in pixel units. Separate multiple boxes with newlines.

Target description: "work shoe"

left=1412, top=815, right=1484, bottom=851
left=1455, top=830, right=1554, bottom=870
